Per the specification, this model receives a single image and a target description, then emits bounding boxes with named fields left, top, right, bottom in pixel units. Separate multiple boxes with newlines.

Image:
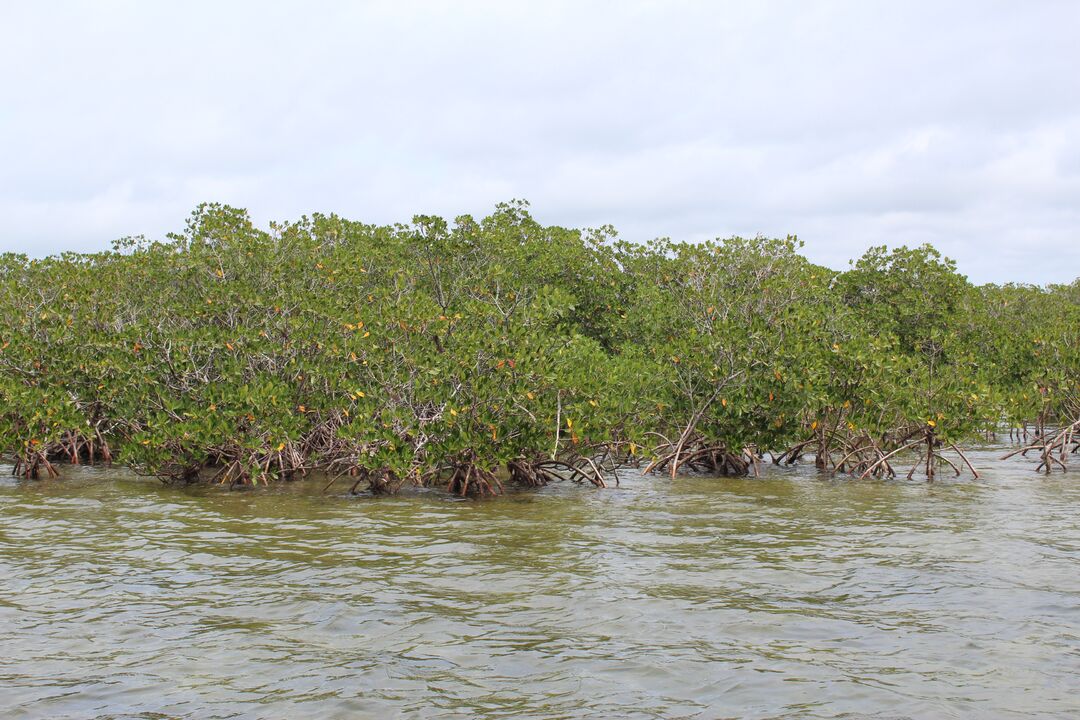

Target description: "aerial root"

left=1002, top=417, right=1079, bottom=474
left=643, top=437, right=751, bottom=477
left=45, top=427, right=114, bottom=467
left=773, top=437, right=816, bottom=466
left=507, top=457, right=607, bottom=488
left=852, top=433, right=979, bottom=481
left=416, top=451, right=502, bottom=498
left=444, top=462, right=503, bottom=497
left=507, top=459, right=557, bottom=487
left=12, top=450, right=61, bottom=480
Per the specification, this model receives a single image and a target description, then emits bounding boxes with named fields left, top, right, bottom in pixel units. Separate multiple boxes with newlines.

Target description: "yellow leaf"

left=277, top=443, right=285, bottom=452
left=927, top=419, right=936, bottom=427
left=566, top=418, right=573, bottom=429
left=721, top=398, right=727, bottom=407
left=362, top=331, right=370, bottom=338
left=208, top=404, right=217, bottom=412
left=526, top=391, right=535, bottom=400
left=356, top=391, right=365, bottom=398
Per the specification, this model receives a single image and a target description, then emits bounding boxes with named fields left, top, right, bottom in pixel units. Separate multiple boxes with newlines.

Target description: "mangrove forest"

left=2, top=201, right=1078, bottom=494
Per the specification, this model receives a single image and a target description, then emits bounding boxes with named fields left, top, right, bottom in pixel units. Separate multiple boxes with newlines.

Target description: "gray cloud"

left=1, top=0, right=1077, bottom=283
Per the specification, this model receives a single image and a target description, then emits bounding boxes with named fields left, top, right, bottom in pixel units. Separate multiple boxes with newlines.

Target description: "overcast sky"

left=2, top=1, right=1078, bottom=284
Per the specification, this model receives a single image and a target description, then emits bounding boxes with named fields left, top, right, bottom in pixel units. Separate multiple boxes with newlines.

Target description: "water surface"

left=2, top=445, right=1078, bottom=718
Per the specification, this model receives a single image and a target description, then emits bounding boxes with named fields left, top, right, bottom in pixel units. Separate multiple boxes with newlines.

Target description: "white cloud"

left=1, top=0, right=1077, bottom=283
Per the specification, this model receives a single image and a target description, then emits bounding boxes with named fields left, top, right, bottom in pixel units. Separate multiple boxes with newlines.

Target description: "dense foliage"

left=1, top=202, right=1077, bottom=490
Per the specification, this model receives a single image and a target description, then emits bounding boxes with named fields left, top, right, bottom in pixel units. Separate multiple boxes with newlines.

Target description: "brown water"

left=1, top=444, right=1079, bottom=719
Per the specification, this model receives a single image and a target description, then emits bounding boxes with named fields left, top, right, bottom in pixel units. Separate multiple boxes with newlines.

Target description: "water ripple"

left=2, top=451, right=1079, bottom=718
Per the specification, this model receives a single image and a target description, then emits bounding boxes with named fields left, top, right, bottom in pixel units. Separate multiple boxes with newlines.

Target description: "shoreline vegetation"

left=1, top=201, right=1077, bottom=495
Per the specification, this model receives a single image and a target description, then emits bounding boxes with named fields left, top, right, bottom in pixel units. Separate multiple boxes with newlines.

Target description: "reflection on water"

left=1, top=445, right=1079, bottom=719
